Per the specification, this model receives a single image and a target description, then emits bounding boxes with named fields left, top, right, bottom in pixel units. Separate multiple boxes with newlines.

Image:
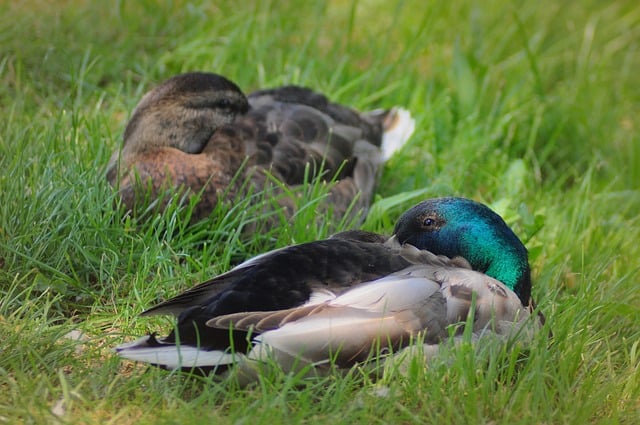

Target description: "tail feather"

left=115, top=335, right=241, bottom=369
left=379, top=107, right=415, bottom=160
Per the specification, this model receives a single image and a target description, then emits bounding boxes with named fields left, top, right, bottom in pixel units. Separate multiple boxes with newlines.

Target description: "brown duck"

left=106, top=72, right=414, bottom=223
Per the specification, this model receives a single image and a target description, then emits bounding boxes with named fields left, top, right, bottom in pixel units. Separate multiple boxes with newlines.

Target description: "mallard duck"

left=115, top=197, right=541, bottom=378
left=106, top=72, right=414, bottom=223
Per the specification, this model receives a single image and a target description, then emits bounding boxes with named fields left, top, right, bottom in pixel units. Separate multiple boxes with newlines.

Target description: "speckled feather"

left=107, top=73, right=413, bottom=223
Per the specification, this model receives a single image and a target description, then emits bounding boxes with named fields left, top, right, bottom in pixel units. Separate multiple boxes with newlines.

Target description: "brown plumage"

left=106, top=72, right=414, bottom=224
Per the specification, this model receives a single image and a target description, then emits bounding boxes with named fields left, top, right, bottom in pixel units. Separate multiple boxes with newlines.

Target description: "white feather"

left=306, top=288, right=338, bottom=305
left=115, top=336, right=241, bottom=369
left=246, top=273, right=441, bottom=365
left=381, top=107, right=415, bottom=160
left=328, top=266, right=439, bottom=312
left=250, top=313, right=403, bottom=364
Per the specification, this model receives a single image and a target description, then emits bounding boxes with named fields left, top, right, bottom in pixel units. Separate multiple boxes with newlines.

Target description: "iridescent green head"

left=394, top=197, right=531, bottom=305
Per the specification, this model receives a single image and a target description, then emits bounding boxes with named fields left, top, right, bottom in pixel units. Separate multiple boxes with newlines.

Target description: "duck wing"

left=115, top=238, right=427, bottom=368
left=241, top=96, right=370, bottom=184
left=141, top=238, right=412, bottom=317
left=247, top=85, right=385, bottom=147
left=208, top=266, right=449, bottom=367
left=206, top=255, right=531, bottom=369
left=239, top=87, right=413, bottom=217
left=131, top=238, right=432, bottom=355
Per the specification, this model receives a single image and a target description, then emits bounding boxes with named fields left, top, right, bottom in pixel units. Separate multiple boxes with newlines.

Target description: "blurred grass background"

left=0, top=0, right=638, bottom=423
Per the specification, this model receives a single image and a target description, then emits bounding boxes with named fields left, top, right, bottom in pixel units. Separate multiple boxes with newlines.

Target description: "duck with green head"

left=115, top=197, right=541, bottom=378
left=394, top=197, right=533, bottom=307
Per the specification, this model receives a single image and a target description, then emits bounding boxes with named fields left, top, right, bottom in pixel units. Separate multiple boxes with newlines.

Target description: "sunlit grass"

left=1, top=0, right=639, bottom=423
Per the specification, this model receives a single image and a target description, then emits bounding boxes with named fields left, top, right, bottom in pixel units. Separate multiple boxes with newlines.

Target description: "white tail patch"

left=381, top=107, right=415, bottom=161
left=115, top=336, right=241, bottom=369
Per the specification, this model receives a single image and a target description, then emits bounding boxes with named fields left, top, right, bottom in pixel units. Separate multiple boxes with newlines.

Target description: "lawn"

left=1, top=0, right=638, bottom=423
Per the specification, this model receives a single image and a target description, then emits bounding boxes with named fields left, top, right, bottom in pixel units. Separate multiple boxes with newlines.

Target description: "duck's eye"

left=422, top=217, right=436, bottom=228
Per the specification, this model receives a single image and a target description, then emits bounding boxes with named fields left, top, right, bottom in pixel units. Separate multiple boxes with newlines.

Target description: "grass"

left=1, top=0, right=639, bottom=423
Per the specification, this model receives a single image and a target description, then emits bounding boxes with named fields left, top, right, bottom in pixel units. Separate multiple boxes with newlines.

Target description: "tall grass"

left=1, top=0, right=638, bottom=423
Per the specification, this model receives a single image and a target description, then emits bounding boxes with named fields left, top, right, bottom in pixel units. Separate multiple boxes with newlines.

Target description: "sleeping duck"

left=106, top=72, right=414, bottom=223
left=115, top=197, right=542, bottom=379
